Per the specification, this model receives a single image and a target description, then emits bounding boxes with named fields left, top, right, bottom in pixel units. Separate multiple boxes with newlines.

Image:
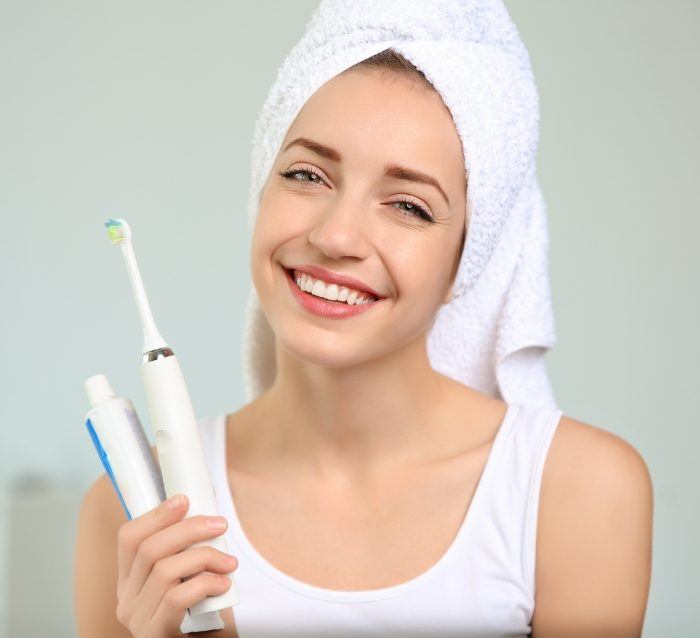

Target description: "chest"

left=226, top=449, right=490, bottom=591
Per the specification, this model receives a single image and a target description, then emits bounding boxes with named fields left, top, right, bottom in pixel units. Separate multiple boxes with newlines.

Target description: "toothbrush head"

left=102, top=216, right=167, bottom=353
left=104, top=218, right=131, bottom=245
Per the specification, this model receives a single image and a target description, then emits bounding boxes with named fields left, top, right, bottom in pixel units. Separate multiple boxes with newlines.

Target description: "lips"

left=284, top=263, right=385, bottom=299
left=283, top=264, right=382, bottom=318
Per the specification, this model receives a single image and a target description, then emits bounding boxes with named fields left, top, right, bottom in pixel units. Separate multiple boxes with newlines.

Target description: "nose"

left=306, top=192, right=371, bottom=260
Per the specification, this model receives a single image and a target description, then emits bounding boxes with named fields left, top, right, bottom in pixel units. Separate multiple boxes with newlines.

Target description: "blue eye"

left=278, top=168, right=436, bottom=224
left=280, top=167, right=324, bottom=184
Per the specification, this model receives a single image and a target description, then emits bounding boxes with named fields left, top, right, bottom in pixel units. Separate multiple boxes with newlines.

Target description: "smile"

left=283, top=266, right=384, bottom=319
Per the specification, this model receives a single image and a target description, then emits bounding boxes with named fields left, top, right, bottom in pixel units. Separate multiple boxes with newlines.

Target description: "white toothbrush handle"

left=142, top=353, right=239, bottom=614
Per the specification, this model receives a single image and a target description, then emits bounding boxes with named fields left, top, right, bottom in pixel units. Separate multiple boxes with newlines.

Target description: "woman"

left=75, top=2, right=653, bottom=637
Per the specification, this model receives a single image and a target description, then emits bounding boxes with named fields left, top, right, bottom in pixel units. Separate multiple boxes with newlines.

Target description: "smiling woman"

left=73, top=1, right=653, bottom=637
left=228, top=27, right=651, bottom=637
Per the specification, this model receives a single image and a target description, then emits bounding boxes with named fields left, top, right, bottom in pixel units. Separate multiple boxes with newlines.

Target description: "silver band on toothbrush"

left=142, top=347, right=174, bottom=364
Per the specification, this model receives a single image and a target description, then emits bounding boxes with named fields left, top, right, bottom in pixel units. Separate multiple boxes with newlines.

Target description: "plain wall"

left=1, top=1, right=697, bottom=635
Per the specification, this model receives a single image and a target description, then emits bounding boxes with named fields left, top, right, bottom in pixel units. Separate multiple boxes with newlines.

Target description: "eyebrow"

left=282, top=136, right=451, bottom=208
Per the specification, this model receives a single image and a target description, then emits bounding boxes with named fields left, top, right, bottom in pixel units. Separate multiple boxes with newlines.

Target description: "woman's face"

left=251, top=67, right=467, bottom=369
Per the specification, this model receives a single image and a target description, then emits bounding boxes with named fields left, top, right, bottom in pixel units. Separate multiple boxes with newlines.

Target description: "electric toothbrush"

left=104, top=218, right=239, bottom=617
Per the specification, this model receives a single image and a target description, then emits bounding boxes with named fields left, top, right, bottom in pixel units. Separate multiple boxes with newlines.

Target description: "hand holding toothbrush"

left=115, top=493, right=239, bottom=637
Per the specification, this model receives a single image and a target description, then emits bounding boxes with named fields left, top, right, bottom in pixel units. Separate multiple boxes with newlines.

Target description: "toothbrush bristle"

left=104, top=218, right=125, bottom=244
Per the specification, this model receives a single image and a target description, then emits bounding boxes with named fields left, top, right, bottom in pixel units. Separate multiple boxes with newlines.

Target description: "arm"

left=74, top=471, right=133, bottom=637
left=531, top=416, right=653, bottom=638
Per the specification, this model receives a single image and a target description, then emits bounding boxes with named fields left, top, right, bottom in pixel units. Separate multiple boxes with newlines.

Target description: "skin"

left=73, top=65, right=653, bottom=638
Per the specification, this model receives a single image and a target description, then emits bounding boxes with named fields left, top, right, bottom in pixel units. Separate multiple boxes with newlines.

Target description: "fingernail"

left=207, top=517, right=227, bottom=530
left=167, top=494, right=183, bottom=510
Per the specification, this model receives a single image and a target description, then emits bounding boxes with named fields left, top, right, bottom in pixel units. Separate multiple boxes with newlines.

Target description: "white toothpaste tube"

left=84, top=374, right=166, bottom=519
left=83, top=373, right=226, bottom=633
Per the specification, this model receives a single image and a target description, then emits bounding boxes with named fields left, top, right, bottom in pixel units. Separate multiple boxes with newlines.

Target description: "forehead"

left=283, top=70, right=465, bottom=190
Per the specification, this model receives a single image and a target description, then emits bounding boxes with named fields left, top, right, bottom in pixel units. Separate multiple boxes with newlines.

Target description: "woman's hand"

left=115, top=493, right=238, bottom=637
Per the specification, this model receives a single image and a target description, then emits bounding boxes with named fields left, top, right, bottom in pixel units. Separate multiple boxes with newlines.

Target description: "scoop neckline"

left=215, top=402, right=520, bottom=603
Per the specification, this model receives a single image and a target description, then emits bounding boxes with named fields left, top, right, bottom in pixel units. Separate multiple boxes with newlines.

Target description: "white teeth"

left=323, top=283, right=339, bottom=301
left=311, top=279, right=326, bottom=298
left=292, top=270, right=376, bottom=305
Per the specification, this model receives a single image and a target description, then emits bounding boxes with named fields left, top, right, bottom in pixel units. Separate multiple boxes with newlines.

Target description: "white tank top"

left=197, top=401, right=563, bottom=637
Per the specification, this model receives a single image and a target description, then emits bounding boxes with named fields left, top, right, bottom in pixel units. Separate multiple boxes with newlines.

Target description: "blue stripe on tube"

left=85, top=417, right=132, bottom=520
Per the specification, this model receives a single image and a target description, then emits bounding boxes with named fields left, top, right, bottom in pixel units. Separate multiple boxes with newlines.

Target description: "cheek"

left=250, top=213, right=281, bottom=290
left=387, top=240, right=452, bottom=303
left=252, top=200, right=295, bottom=258
left=250, top=196, right=311, bottom=295
left=256, top=190, right=315, bottom=242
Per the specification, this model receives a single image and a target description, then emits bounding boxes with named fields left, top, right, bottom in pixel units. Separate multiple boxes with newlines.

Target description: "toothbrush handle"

left=142, top=352, right=239, bottom=614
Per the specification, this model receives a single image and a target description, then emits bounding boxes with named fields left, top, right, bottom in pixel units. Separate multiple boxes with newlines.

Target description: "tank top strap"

left=468, top=402, right=564, bottom=602
left=517, top=403, right=564, bottom=596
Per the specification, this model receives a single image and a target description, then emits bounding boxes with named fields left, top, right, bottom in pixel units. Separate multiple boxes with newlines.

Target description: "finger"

left=124, top=513, right=228, bottom=604
left=149, top=572, right=233, bottom=637
left=117, top=493, right=188, bottom=583
left=126, top=513, right=228, bottom=599
left=135, top=545, right=238, bottom=625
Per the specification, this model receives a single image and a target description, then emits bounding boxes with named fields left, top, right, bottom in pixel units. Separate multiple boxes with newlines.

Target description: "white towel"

left=242, top=0, right=559, bottom=410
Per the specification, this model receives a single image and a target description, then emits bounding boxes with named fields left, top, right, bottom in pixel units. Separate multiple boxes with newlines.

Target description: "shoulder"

left=531, top=414, right=653, bottom=635
left=545, top=414, right=653, bottom=500
left=81, top=469, right=130, bottom=528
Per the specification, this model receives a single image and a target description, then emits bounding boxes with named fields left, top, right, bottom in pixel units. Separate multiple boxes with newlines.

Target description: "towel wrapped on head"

left=242, top=0, right=558, bottom=409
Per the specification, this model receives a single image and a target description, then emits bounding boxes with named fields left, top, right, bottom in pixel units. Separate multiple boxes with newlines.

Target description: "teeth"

left=292, top=270, right=377, bottom=305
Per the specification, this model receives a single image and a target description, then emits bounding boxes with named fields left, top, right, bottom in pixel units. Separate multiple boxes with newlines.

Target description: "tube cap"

left=84, top=374, right=117, bottom=407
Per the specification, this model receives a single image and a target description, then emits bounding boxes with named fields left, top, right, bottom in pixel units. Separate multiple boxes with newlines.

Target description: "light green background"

left=1, top=1, right=697, bottom=636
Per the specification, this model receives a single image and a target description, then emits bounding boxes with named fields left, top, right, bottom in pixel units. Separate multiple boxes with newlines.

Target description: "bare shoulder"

left=531, top=414, right=654, bottom=637
left=81, top=468, right=130, bottom=530
left=546, top=414, right=653, bottom=497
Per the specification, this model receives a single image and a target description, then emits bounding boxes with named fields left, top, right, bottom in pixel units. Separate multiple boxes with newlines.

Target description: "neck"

left=250, top=331, right=467, bottom=488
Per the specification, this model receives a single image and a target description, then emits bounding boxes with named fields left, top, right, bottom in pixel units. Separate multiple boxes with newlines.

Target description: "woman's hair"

left=348, top=48, right=434, bottom=90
